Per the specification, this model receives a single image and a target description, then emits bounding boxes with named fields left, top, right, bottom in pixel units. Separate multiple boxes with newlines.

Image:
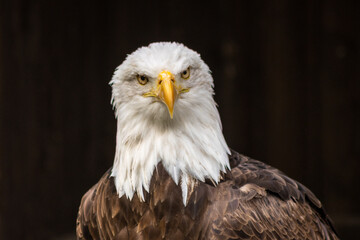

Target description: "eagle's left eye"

left=180, top=67, right=190, bottom=79
left=137, top=75, right=149, bottom=85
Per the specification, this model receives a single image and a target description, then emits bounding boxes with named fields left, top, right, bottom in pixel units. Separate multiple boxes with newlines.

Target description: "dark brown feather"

left=76, top=150, right=339, bottom=240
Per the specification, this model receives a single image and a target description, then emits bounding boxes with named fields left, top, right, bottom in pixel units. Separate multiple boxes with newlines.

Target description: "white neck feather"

left=111, top=87, right=230, bottom=205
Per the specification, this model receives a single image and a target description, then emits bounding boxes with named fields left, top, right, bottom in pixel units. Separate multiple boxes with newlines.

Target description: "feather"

left=76, top=151, right=339, bottom=240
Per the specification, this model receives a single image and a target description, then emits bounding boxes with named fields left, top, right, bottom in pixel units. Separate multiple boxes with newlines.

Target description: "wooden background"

left=0, top=0, right=359, bottom=239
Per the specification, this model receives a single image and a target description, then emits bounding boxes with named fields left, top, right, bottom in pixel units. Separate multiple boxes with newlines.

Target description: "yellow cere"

left=158, top=70, right=174, bottom=81
left=142, top=70, right=190, bottom=98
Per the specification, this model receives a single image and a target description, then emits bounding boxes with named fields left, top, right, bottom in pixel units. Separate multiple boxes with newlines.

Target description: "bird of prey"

left=76, top=42, right=339, bottom=240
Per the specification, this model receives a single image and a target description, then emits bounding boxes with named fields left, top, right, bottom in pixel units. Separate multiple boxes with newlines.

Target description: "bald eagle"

left=76, top=42, right=338, bottom=240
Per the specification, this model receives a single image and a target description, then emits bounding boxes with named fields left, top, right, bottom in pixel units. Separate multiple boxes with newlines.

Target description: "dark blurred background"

left=0, top=0, right=359, bottom=239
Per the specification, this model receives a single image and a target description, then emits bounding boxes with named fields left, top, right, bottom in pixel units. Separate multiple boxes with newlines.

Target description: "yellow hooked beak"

left=158, top=71, right=177, bottom=119
left=142, top=70, right=189, bottom=119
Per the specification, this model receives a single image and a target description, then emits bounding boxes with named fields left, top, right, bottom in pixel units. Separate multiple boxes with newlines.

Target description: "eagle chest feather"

left=76, top=151, right=338, bottom=240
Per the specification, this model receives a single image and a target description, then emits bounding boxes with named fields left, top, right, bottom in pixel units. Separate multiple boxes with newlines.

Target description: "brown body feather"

left=76, top=150, right=339, bottom=240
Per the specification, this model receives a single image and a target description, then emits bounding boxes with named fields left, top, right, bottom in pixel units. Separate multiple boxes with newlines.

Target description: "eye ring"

left=137, top=75, right=149, bottom=85
left=180, top=67, right=190, bottom=79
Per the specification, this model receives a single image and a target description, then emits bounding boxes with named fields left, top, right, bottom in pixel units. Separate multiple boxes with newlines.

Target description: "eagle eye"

left=180, top=67, right=190, bottom=79
left=137, top=75, right=149, bottom=85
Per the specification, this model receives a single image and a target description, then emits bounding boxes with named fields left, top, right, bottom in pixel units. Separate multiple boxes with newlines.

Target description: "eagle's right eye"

left=137, top=75, right=149, bottom=85
left=180, top=67, right=191, bottom=79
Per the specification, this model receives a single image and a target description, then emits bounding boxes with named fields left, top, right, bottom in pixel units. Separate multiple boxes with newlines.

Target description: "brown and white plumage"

left=76, top=42, right=338, bottom=240
left=77, top=151, right=338, bottom=239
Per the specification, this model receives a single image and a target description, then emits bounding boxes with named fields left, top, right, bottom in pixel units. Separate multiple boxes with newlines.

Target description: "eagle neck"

left=111, top=94, right=230, bottom=205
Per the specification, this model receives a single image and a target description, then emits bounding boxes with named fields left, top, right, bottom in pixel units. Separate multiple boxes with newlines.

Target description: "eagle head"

left=110, top=42, right=230, bottom=204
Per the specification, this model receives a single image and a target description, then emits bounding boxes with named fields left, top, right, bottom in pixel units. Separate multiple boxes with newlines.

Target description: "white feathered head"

left=110, top=42, right=230, bottom=204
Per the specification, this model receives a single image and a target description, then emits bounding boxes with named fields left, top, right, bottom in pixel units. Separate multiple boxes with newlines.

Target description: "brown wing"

left=76, top=169, right=114, bottom=240
left=203, top=150, right=339, bottom=240
left=76, top=150, right=339, bottom=240
left=76, top=166, right=211, bottom=240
